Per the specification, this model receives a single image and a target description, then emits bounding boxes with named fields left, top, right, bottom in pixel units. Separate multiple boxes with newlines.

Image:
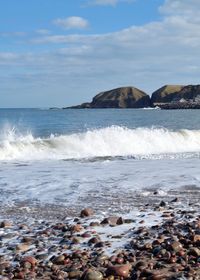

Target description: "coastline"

left=1, top=189, right=200, bottom=279
left=63, top=85, right=200, bottom=110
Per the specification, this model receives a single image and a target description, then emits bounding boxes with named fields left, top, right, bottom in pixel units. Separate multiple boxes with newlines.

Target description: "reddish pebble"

left=21, top=256, right=37, bottom=267
left=116, top=257, right=124, bottom=264
left=107, top=264, right=131, bottom=278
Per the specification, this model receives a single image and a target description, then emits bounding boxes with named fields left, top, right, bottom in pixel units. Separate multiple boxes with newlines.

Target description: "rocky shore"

left=64, top=84, right=200, bottom=110
left=157, top=102, right=200, bottom=110
left=1, top=194, right=200, bottom=280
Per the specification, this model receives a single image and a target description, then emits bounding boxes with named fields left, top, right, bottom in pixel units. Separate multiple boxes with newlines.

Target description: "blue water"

left=1, top=108, right=200, bottom=137
left=0, top=108, right=200, bottom=210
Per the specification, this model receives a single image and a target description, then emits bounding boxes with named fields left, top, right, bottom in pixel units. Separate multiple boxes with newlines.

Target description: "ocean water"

left=0, top=108, right=200, bottom=210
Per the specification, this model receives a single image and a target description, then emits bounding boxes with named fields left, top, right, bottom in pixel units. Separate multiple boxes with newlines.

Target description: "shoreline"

left=1, top=190, right=200, bottom=279
left=1, top=186, right=200, bottom=221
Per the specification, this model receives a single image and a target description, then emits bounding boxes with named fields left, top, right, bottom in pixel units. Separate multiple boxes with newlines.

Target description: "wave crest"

left=1, top=126, right=200, bottom=160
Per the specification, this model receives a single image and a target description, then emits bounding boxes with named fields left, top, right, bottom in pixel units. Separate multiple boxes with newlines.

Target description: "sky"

left=0, top=0, right=200, bottom=107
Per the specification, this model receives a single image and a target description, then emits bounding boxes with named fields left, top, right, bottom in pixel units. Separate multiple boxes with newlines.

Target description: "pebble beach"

left=1, top=190, right=200, bottom=280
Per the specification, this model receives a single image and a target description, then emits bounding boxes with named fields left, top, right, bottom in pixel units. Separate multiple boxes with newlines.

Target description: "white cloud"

left=160, top=0, right=200, bottom=23
left=31, top=34, right=99, bottom=44
left=53, top=16, right=89, bottom=30
left=160, top=0, right=200, bottom=15
left=86, top=0, right=133, bottom=6
left=2, top=0, right=200, bottom=106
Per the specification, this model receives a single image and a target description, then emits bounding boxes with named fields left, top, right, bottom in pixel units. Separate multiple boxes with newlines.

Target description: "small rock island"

left=64, top=84, right=200, bottom=109
left=65, top=87, right=150, bottom=109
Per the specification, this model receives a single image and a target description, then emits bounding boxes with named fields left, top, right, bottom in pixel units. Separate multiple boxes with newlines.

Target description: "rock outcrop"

left=158, top=102, right=200, bottom=110
left=151, top=85, right=200, bottom=109
left=68, top=102, right=91, bottom=109
left=176, top=85, right=200, bottom=101
left=91, top=87, right=150, bottom=108
left=151, top=85, right=184, bottom=105
left=66, top=87, right=150, bottom=109
left=64, top=84, right=200, bottom=109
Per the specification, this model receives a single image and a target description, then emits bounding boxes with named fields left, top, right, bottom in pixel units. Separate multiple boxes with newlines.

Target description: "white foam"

left=1, top=126, right=200, bottom=160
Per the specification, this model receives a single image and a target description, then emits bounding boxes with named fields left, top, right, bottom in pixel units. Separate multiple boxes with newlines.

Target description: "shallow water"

left=0, top=108, right=200, bottom=212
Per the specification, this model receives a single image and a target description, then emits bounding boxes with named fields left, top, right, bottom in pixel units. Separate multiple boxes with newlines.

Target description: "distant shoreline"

left=62, top=103, right=200, bottom=110
left=63, top=84, right=200, bottom=110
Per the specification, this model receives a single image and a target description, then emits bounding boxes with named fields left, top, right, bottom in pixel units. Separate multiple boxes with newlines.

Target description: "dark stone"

left=159, top=201, right=166, bottom=207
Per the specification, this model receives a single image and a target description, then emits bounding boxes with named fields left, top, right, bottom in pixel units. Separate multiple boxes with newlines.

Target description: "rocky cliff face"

left=151, top=85, right=200, bottom=104
left=151, top=85, right=184, bottom=105
left=176, top=85, right=200, bottom=101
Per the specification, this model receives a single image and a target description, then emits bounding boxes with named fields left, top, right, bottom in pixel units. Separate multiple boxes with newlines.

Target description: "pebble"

left=70, top=224, right=83, bottom=232
left=84, top=269, right=103, bottom=280
left=101, top=216, right=123, bottom=226
left=189, top=247, right=200, bottom=257
left=16, top=243, right=30, bottom=252
left=52, top=255, right=65, bottom=264
left=0, top=220, right=12, bottom=228
left=21, top=256, right=37, bottom=267
left=80, top=208, right=94, bottom=218
left=68, top=270, right=82, bottom=278
left=106, top=264, right=131, bottom=278
left=193, top=234, right=200, bottom=242
left=170, top=241, right=183, bottom=252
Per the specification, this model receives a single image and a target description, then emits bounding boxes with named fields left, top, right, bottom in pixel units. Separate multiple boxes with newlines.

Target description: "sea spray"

left=1, top=126, right=200, bottom=160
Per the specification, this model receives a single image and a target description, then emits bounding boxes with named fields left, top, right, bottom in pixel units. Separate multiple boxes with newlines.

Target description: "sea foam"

left=0, top=126, right=200, bottom=160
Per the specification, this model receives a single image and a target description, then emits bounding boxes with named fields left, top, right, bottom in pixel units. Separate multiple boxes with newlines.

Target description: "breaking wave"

left=1, top=126, right=200, bottom=161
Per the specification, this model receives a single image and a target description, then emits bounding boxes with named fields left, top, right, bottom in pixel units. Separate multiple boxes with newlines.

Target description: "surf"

left=1, top=125, right=200, bottom=160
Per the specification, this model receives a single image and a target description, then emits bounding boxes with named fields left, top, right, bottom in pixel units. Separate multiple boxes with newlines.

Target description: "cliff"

left=151, top=85, right=185, bottom=105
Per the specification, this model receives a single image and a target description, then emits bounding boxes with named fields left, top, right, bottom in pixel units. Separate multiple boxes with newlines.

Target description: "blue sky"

left=0, top=0, right=200, bottom=107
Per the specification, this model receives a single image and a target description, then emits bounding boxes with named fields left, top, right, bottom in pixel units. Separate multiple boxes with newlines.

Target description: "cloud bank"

left=53, top=16, right=89, bottom=30
left=1, top=0, right=200, bottom=107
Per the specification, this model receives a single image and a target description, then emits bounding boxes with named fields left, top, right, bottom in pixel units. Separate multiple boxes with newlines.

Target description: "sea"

left=0, top=108, right=200, bottom=214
